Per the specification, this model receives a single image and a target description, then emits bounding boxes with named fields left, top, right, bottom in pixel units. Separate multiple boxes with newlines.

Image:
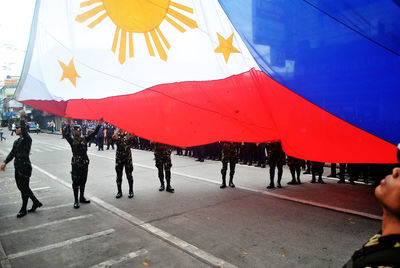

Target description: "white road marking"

left=92, top=197, right=237, bottom=268
left=7, top=229, right=115, bottom=260
left=90, top=249, right=148, bottom=268
left=32, top=164, right=237, bottom=268
left=0, top=214, right=92, bottom=236
left=0, top=203, right=72, bottom=220
left=0, top=241, right=11, bottom=268
left=0, top=186, right=50, bottom=196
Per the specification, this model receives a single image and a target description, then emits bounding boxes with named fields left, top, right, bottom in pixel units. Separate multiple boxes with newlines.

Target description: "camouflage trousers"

left=71, top=164, right=88, bottom=189
left=155, top=155, right=172, bottom=181
left=115, top=159, right=133, bottom=184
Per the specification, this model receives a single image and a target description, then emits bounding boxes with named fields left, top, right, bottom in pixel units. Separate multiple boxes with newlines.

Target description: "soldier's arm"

left=3, top=142, right=17, bottom=167
left=19, top=110, right=29, bottom=138
left=64, top=119, right=73, bottom=145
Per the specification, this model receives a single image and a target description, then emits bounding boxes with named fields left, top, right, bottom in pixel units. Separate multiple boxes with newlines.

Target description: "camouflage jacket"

left=111, top=132, right=136, bottom=160
left=221, top=142, right=240, bottom=160
left=4, top=120, right=31, bottom=168
left=154, top=143, right=172, bottom=158
left=65, top=123, right=100, bottom=165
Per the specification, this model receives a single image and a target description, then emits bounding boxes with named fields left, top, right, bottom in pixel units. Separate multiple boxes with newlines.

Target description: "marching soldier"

left=1, top=110, right=42, bottom=218
left=266, top=141, right=286, bottom=188
left=220, top=142, right=240, bottom=188
left=154, top=143, right=174, bottom=193
left=111, top=129, right=136, bottom=198
left=65, top=117, right=103, bottom=208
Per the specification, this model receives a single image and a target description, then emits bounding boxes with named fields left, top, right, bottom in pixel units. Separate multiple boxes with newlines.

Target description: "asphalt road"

left=0, top=131, right=381, bottom=267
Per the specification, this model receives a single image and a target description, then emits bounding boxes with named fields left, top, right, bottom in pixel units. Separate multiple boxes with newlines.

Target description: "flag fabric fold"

left=16, top=0, right=400, bottom=163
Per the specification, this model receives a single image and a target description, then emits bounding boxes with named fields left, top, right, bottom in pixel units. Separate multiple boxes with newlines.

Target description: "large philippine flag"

left=16, top=0, right=400, bottom=163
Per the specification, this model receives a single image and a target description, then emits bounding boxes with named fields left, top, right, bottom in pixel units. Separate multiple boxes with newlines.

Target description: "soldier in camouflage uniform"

left=287, top=156, right=302, bottom=185
left=111, top=129, right=136, bottom=198
left=220, top=142, right=240, bottom=188
left=266, top=141, right=286, bottom=188
left=1, top=110, right=42, bottom=218
left=154, top=143, right=174, bottom=193
left=65, top=118, right=103, bottom=208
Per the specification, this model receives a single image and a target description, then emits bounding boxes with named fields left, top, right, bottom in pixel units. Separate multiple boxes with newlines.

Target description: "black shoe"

left=349, top=180, right=356, bottom=185
left=79, top=197, right=91, bottom=204
left=267, top=185, right=275, bottom=189
left=159, top=184, right=165, bottom=191
left=28, top=202, right=43, bottom=213
left=310, top=180, right=316, bottom=183
left=287, top=181, right=297, bottom=185
left=327, top=174, right=336, bottom=178
left=261, top=164, right=266, bottom=168
left=116, top=192, right=123, bottom=199
left=166, top=186, right=174, bottom=193
left=220, top=184, right=226, bottom=189
left=337, top=180, right=345, bottom=184
left=277, top=183, right=282, bottom=188
left=74, top=202, right=80, bottom=209
left=296, top=180, right=302, bottom=184
left=17, top=210, right=27, bottom=218
left=229, top=182, right=235, bottom=188
left=318, top=179, right=326, bottom=184
left=128, top=191, right=134, bottom=198
left=303, top=171, right=310, bottom=174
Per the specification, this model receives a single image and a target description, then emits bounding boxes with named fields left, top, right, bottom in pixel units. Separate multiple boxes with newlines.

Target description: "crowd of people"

left=2, top=111, right=400, bottom=266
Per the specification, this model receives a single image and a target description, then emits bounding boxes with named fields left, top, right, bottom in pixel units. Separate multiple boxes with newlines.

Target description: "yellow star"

left=58, top=58, right=81, bottom=87
left=214, top=33, right=240, bottom=63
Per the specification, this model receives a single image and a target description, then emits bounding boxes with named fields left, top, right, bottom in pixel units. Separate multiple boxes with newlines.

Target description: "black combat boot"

left=17, top=196, right=28, bottom=218
left=73, top=187, right=80, bottom=209
left=288, top=169, right=297, bottom=185
left=128, top=180, right=134, bottom=198
left=159, top=177, right=165, bottom=191
left=166, top=178, right=174, bottom=193
left=28, top=201, right=43, bottom=213
left=116, top=183, right=122, bottom=199
left=310, top=174, right=316, bottom=183
left=79, top=186, right=90, bottom=204
left=318, top=175, right=325, bottom=184
left=220, top=172, right=226, bottom=189
left=228, top=174, right=235, bottom=188
left=267, top=172, right=275, bottom=189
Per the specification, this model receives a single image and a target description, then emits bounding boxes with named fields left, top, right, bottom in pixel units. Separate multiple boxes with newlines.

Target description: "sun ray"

left=119, top=30, right=127, bottom=64
left=112, top=27, right=120, bottom=53
left=76, top=5, right=105, bottom=23
left=129, top=32, right=134, bottom=58
left=167, top=9, right=198, bottom=29
left=165, top=16, right=185, bottom=33
left=144, top=32, right=155, bottom=57
left=88, top=12, right=107, bottom=29
left=170, top=2, right=193, bottom=13
left=80, top=0, right=102, bottom=8
left=150, top=30, right=167, bottom=61
left=156, top=27, right=170, bottom=49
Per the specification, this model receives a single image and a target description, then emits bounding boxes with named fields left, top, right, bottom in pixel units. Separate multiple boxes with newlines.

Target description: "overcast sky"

left=0, top=0, right=35, bottom=81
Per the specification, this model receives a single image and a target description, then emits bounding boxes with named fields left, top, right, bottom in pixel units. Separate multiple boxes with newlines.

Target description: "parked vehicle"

left=28, top=122, right=40, bottom=133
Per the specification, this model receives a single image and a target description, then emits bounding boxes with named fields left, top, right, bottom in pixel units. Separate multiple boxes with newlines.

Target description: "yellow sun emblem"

left=76, top=0, right=198, bottom=64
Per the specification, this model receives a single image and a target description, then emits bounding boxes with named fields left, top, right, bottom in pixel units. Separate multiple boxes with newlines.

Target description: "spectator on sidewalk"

left=11, top=122, right=16, bottom=136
